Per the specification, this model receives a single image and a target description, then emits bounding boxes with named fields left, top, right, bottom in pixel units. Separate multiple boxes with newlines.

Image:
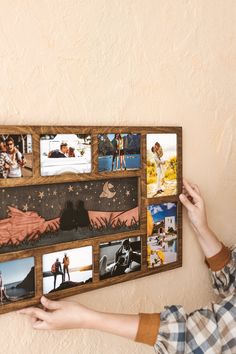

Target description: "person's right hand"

left=18, top=296, right=96, bottom=330
left=179, top=179, right=209, bottom=235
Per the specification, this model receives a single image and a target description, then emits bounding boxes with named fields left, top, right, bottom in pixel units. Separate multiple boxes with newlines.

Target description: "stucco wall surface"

left=0, top=1, right=235, bottom=353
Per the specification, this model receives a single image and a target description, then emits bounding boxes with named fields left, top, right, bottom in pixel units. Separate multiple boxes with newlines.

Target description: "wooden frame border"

left=0, top=126, right=182, bottom=314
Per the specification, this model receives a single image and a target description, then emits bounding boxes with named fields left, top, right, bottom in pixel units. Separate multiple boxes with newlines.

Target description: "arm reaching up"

left=180, top=179, right=235, bottom=297
left=179, top=178, right=223, bottom=258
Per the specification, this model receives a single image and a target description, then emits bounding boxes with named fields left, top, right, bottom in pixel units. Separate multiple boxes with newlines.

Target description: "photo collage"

left=0, top=127, right=182, bottom=312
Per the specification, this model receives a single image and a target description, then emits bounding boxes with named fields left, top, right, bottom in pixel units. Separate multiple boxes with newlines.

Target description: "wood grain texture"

left=0, top=125, right=182, bottom=314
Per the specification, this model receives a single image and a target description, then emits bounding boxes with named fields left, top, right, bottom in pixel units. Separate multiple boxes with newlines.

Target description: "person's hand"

left=179, top=178, right=223, bottom=257
left=21, top=159, right=26, bottom=167
left=18, top=296, right=140, bottom=342
left=179, top=178, right=209, bottom=235
left=18, top=296, right=96, bottom=330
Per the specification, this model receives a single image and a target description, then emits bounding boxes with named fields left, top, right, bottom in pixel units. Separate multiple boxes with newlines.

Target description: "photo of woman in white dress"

left=147, top=134, right=177, bottom=198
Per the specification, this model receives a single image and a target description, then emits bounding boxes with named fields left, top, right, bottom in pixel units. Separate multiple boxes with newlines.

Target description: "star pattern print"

left=0, top=178, right=138, bottom=220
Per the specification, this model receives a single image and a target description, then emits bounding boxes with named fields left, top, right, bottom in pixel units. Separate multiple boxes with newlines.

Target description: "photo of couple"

left=98, top=133, right=141, bottom=172
left=43, top=246, right=93, bottom=294
left=147, top=134, right=177, bottom=198
left=50, top=253, right=71, bottom=290
left=40, top=134, right=91, bottom=176
left=0, top=134, right=33, bottom=179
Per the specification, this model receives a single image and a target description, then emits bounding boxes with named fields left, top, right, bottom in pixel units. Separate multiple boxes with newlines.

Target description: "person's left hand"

left=18, top=296, right=96, bottom=330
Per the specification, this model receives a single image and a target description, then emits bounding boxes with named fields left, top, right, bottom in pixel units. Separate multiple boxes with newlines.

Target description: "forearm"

left=19, top=298, right=161, bottom=346
left=195, top=225, right=222, bottom=258
left=179, top=181, right=224, bottom=259
left=84, top=310, right=160, bottom=346
left=194, top=225, right=231, bottom=273
left=86, top=310, right=140, bottom=341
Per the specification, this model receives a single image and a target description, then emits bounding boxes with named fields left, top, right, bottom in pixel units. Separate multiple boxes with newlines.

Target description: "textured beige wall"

left=0, top=1, right=236, bottom=353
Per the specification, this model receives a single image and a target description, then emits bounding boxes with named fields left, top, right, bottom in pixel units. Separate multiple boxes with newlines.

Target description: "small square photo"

left=99, top=237, right=141, bottom=279
left=0, top=134, right=33, bottom=178
left=147, top=203, right=178, bottom=268
left=40, top=134, right=92, bottom=176
left=98, top=133, right=141, bottom=172
left=147, top=134, right=177, bottom=198
left=0, top=257, right=35, bottom=304
left=43, top=246, right=93, bottom=294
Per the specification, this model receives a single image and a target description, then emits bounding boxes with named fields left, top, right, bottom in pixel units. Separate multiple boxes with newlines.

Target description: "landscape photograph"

left=43, top=246, right=92, bottom=294
left=0, top=257, right=35, bottom=305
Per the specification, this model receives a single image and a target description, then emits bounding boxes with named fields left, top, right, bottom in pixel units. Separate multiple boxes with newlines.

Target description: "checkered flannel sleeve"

left=210, top=244, right=236, bottom=298
left=154, top=244, right=236, bottom=353
left=135, top=244, right=236, bottom=353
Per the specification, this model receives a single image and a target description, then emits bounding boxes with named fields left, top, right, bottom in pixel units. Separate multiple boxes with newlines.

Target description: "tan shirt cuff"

left=205, top=243, right=231, bottom=271
left=135, top=313, right=160, bottom=346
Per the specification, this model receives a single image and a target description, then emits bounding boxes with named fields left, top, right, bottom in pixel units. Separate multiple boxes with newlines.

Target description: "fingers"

left=179, top=193, right=195, bottom=210
left=191, top=184, right=201, bottom=195
left=30, top=316, right=37, bottom=325
left=183, top=178, right=200, bottom=193
left=41, top=296, right=62, bottom=311
left=32, top=319, right=50, bottom=330
left=18, top=306, right=49, bottom=322
left=182, top=179, right=201, bottom=201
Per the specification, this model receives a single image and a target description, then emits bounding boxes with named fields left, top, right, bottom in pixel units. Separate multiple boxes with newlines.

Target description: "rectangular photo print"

left=147, top=134, right=177, bottom=198
left=0, top=134, right=33, bottom=179
left=0, top=177, right=139, bottom=254
left=98, top=133, right=141, bottom=172
left=99, top=236, right=141, bottom=280
left=43, top=246, right=92, bottom=294
left=40, top=134, right=91, bottom=176
left=147, top=203, right=178, bottom=268
left=0, top=257, right=35, bottom=305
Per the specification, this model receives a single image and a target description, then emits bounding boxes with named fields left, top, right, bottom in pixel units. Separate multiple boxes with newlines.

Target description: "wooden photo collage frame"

left=0, top=126, right=182, bottom=314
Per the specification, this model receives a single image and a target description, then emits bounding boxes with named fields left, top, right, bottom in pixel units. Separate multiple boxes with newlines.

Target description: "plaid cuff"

left=205, top=243, right=231, bottom=271
left=135, top=313, right=160, bottom=346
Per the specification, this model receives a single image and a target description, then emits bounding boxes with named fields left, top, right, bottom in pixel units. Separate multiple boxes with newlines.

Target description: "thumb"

left=41, top=296, right=61, bottom=311
left=33, top=319, right=50, bottom=330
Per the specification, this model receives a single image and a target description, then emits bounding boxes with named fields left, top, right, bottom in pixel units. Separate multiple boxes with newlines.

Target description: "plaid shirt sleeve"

left=210, top=244, right=236, bottom=298
left=153, top=244, right=236, bottom=354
